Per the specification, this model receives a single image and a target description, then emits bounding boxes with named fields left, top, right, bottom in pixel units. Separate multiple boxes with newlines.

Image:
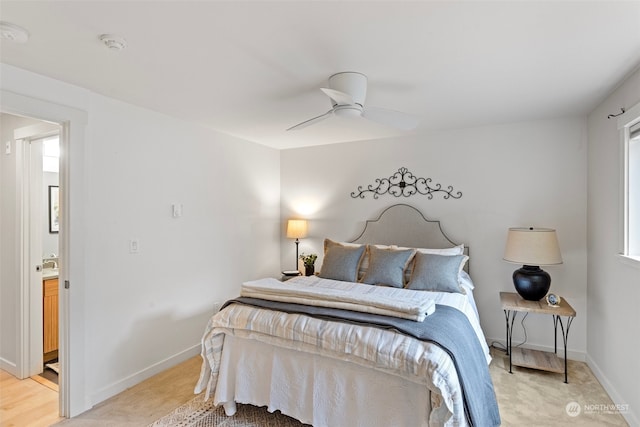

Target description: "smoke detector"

left=0, top=21, right=30, bottom=43
left=99, top=34, right=127, bottom=51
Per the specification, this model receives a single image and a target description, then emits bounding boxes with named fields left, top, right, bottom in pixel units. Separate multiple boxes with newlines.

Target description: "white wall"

left=0, top=63, right=281, bottom=413
left=281, top=117, right=588, bottom=359
left=587, top=67, right=640, bottom=426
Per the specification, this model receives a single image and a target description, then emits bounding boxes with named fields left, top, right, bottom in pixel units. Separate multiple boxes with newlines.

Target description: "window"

left=42, top=135, right=59, bottom=173
left=620, top=102, right=640, bottom=260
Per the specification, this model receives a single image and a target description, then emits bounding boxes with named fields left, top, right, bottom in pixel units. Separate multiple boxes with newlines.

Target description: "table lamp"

left=286, top=219, right=308, bottom=273
left=503, top=227, right=562, bottom=301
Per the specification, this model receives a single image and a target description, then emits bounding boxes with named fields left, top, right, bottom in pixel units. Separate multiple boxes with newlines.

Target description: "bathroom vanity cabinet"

left=43, top=278, right=58, bottom=362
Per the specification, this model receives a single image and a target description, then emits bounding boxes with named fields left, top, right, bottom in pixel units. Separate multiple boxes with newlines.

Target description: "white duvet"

left=196, top=276, right=490, bottom=426
left=241, top=276, right=436, bottom=321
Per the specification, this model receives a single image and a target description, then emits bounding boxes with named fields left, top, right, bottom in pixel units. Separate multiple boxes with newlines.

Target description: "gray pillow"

left=406, top=252, right=469, bottom=293
left=360, top=246, right=416, bottom=288
left=319, top=244, right=366, bottom=282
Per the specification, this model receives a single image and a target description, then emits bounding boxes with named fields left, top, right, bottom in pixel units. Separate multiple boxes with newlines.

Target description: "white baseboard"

left=0, top=357, right=18, bottom=377
left=486, top=336, right=586, bottom=362
left=586, top=354, right=638, bottom=427
left=89, top=344, right=201, bottom=408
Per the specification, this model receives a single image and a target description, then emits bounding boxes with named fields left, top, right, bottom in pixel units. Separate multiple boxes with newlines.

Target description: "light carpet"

left=150, top=348, right=629, bottom=427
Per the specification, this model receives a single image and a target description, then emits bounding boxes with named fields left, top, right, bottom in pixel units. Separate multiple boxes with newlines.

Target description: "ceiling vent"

left=99, top=34, right=127, bottom=51
left=0, top=21, right=30, bottom=43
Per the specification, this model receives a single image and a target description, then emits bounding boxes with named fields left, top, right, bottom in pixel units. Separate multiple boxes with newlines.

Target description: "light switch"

left=5, top=141, right=11, bottom=155
left=129, top=239, right=139, bottom=254
left=172, top=203, right=182, bottom=218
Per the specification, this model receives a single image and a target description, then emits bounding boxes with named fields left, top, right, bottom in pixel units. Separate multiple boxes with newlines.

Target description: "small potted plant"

left=299, top=253, right=318, bottom=276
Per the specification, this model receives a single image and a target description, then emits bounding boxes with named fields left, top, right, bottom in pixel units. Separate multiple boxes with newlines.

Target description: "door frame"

left=2, top=90, right=88, bottom=417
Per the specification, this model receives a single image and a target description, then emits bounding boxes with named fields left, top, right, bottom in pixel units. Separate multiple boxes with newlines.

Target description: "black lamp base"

left=513, top=265, right=550, bottom=301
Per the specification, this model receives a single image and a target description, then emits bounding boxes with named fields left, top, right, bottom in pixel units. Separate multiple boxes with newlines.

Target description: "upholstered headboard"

left=349, top=204, right=469, bottom=273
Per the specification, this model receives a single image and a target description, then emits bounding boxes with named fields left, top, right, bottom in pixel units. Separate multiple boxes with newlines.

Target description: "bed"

left=195, top=204, right=500, bottom=426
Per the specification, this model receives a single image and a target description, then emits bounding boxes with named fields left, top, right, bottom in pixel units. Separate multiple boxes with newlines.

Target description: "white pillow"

left=459, top=270, right=474, bottom=291
left=412, top=244, right=465, bottom=255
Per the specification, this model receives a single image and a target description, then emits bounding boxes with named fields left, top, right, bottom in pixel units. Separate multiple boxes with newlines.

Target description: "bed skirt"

left=212, top=335, right=452, bottom=427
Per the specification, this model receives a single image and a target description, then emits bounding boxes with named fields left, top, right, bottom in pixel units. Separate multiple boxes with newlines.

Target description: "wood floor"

left=0, top=370, right=61, bottom=427
left=1, top=356, right=201, bottom=427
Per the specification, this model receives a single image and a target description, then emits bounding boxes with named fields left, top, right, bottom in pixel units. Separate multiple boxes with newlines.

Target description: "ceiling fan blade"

left=286, top=110, right=333, bottom=131
left=320, top=88, right=354, bottom=106
left=362, top=107, right=419, bottom=131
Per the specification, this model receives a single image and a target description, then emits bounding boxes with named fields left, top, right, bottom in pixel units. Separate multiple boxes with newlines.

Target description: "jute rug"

left=148, top=393, right=309, bottom=427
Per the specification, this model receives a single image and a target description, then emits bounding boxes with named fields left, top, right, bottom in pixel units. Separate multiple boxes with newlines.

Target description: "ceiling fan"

left=286, top=71, right=419, bottom=132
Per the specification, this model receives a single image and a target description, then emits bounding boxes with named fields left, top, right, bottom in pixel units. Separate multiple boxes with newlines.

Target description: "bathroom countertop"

left=43, top=268, right=59, bottom=280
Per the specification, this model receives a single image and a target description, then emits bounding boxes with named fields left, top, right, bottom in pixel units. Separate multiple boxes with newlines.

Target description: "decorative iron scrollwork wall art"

left=350, top=167, right=462, bottom=200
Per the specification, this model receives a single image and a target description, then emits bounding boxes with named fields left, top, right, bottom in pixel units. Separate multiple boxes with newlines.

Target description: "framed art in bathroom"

left=49, top=185, right=59, bottom=233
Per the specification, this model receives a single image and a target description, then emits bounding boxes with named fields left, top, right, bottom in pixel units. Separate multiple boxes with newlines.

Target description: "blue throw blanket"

left=223, top=297, right=501, bottom=427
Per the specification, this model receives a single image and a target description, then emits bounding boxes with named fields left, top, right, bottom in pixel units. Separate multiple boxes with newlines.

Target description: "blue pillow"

left=360, top=246, right=416, bottom=288
left=406, top=253, right=468, bottom=293
left=319, top=243, right=366, bottom=282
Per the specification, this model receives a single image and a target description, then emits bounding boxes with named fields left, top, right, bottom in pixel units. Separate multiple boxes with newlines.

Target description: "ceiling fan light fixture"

left=287, top=71, right=419, bottom=132
left=99, top=34, right=127, bottom=51
left=333, top=105, right=363, bottom=118
left=328, top=72, right=367, bottom=106
left=0, top=21, right=30, bottom=44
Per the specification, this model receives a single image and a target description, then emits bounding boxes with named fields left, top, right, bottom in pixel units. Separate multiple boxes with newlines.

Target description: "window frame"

left=618, top=101, right=640, bottom=264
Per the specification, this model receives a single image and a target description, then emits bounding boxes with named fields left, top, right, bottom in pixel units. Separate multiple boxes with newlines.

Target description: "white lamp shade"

left=286, top=219, right=308, bottom=239
left=503, top=227, right=563, bottom=266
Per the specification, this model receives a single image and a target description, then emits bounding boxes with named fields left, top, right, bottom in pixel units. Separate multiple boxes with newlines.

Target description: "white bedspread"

left=241, top=276, right=436, bottom=321
left=196, top=276, right=490, bottom=426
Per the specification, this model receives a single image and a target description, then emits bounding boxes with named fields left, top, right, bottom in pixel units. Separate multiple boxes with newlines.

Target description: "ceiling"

left=1, top=1, right=639, bottom=149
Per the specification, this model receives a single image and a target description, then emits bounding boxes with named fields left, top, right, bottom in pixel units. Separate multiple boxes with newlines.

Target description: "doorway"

left=1, top=89, right=87, bottom=417
left=1, top=113, right=61, bottom=399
